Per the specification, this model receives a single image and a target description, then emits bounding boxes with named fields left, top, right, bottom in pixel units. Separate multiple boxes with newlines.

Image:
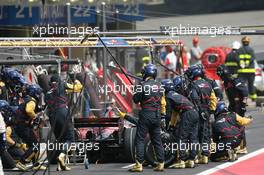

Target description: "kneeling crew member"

left=211, top=102, right=252, bottom=162
left=0, top=100, right=27, bottom=170
left=14, top=84, right=46, bottom=170
left=217, top=65, right=249, bottom=154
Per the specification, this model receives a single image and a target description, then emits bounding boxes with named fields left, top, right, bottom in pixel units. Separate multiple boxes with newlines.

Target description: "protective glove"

left=21, top=143, right=28, bottom=151
left=16, top=143, right=28, bottom=151
left=114, top=107, right=126, bottom=119
left=118, top=111, right=126, bottom=119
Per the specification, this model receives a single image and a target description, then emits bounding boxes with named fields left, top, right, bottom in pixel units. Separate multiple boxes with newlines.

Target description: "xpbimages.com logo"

left=98, top=83, right=166, bottom=96
left=161, top=24, right=236, bottom=36
left=32, top=25, right=100, bottom=37
left=164, top=141, right=232, bottom=153
left=33, top=141, right=100, bottom=155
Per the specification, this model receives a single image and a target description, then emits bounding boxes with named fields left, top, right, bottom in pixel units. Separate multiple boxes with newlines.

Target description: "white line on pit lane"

left=196, top=147, right=264, bottom=175
left=122, top=164, right=136, bottom=169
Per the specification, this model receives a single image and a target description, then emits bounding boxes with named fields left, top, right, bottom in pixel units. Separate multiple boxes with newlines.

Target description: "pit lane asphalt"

left=5, top=106, right=264, bottom=175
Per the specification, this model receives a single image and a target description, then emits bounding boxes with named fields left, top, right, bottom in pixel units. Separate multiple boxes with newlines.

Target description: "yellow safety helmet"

left=241, top=36, right=250, bottom=44
left=142, top=56, right=151, bottom=62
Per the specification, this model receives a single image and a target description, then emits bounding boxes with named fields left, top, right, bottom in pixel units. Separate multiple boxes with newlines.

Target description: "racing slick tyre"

left=144, top=131, right=176, bottom=167
left=123, top=127, right=137, bottom=162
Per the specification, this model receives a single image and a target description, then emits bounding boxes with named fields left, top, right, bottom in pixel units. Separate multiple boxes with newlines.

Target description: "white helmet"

left=232, top=41, right=241, bottom=50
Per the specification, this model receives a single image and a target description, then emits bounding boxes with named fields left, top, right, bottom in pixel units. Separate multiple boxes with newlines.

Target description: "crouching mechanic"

left=6, top=125, right=27, bottom=159
left=211, top=102, right=252, bottom=162
left=45, top=74, right=82, bottom=171
left=217, top=65, right=249, bottom=154
left=14, top=84, right=46, bottom=170
left=165, top=82, right=199, bottom=169
left=0, top=100, right=27, bottom=170
left=185, top=65, right=217, bottom=164
left=130, top=64, right=165, bottom=172
left=1, top=67, right=28, bottom=106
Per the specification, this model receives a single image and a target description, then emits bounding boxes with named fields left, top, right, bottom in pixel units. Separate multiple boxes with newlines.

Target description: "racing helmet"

left=185, top=65, right=203, bottom=80
left=215, top=101, right=228, bottom=116
left=0, top=100, right=10, bottom=112
left=173, top=76, right=188, bottom=94
left=26, top=84, right=43, bottom=100
left=0, top=100, right=16, bottom=125
left=141, top=64, right=157, bottom=80
left=197, top=64, right=206, bottom=77
left=1, top=67, right=27, bottom=88
left=1, top=67, right=14, bottom=82
left=161, top=79, right=174, bottom=93
left=13, top=74, right=27, bottom=87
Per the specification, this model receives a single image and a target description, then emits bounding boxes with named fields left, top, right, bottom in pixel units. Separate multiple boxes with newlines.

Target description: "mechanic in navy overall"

left=14, top=84, right=46, bottom=170
left=45, top=74, right=82, bottom=171
left=0, top=67, right=27, bottom=106
left=130, top=64, right=165, bottom=172
left=164, top=79, right=199, bottom=169
left=211, top=102, right=252, bottom=162
left=185, top=65, right=217, bottom=164
left=0, top=100, right=27, bottom=171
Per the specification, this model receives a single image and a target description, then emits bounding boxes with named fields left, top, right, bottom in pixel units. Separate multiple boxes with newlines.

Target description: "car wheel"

left=123, top=127, right=137, bottom=162
left=144, top=132, right=176, bottom=167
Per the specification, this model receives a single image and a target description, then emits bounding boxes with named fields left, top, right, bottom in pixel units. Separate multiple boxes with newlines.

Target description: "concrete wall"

left=137, top=10, right=264, bottom=55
